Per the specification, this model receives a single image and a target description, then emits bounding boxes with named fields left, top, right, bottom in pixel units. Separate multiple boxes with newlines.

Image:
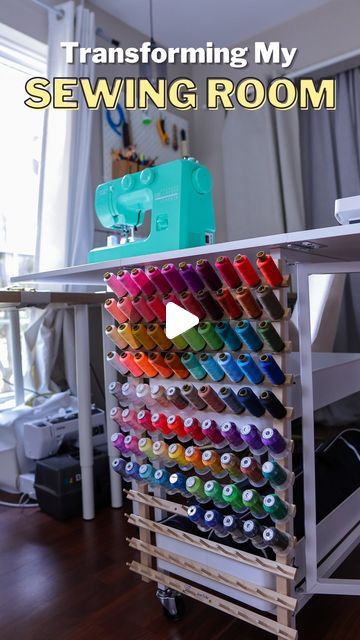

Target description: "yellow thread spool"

left=118, top=323, right=141, bottom=349
left=105, top=325, right=128, bottom=350
left=147, top=323, right=172, bottom=350
left=132, top=323, right=156, bottom=350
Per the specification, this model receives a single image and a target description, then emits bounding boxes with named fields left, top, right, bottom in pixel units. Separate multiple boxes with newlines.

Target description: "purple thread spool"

left=240, top=424, right=267, bottom=455
left=111, top=432, right=126, bottom=455
left=161, top=263, right=187, bottom=293
left=196, top=259, right=223, bottom=291
left=123, top=434, right=141, bottom=457
left=220, top=422, right=247, bottom=452
left=261, top=427, right=290, bottom=458
left=178, top=262, right=204, bottom=292
left=201, top=418, right=226, bottom=447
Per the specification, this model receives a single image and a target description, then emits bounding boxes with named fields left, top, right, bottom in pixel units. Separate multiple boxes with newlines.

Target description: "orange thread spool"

left=134, top=352, right=158, bottom=378
left=256, top=251, right=283, bottom=287
left=119, top=352, right=144, bottom=377
left=235, top=286, right=262, bottom=319
left=148, top=353, right=173, bottom=378
left=164, top=353, right=190, bottom=379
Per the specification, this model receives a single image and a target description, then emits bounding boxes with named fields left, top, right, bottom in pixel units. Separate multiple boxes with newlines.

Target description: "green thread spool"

left=222, top=484, right=245, bottom=512
left=242, top=488, right=266, bottom=518
left=171, top=333, right=188, bottom=350
left=262, top=460, right=290, bottom=489
left=263, top=494, right=289, bottom=521
left=257, top=320, right=285, bottom=352
left=204, top=480, right=227, bottom=507
left=198, top=321, right=224, bottom=350
left=181, top=352, right=207, bottom=380
left=182, top=327, right=206, bottom=352
left=186, top=476, right=208, bottom=502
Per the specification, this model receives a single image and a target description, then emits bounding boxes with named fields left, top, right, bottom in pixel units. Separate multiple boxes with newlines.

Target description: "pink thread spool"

left=161, top=263, right=187, bottom=293
left=119, top=352, right=144, bottom=377
left=117, top=270, right=141, bottom=296
left=106, top=351, right=129, bottom=375
left=147, top=294, right=166, bottom=322
left=137, top=409, right=155, bottom=432
left=201, top=419, right=226, bottom=448
left=104, top=272, right=127, bottom=298
left=123, top=434, right=142, bottom=457
left=110, top=406, right=129, bottom=431
left=104, top=298, right=128, bottom=324
left=132, top=295, right=156, bottom=323
left=131, top=268, right=156, bottom=296
left=121, top=407, right=141, bottom=431
left=118, top=297, right=142, bottom=323
left=111, top=432, right=126, bottom=454
left=146, top=266, right=171, bottom=294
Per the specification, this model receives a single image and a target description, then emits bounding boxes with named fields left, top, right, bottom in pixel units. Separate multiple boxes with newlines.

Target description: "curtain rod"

left=287, top=47, right=360, bottom=79
left=31, top=0, right=64, bottom=20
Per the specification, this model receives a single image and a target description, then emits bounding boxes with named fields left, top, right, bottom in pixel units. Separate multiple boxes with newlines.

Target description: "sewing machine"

left=88, top=158, right=216, bottom=263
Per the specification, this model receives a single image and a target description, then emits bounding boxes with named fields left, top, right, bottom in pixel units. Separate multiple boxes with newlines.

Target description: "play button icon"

left=165, top=302, right=199, bottom=339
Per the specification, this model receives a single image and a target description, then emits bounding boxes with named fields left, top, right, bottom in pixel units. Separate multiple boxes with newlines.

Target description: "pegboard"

left=102, top=103, right=190, bottom=182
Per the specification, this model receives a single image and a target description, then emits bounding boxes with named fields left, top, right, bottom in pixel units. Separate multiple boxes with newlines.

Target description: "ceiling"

left=91, top=0, right=333, bottom=47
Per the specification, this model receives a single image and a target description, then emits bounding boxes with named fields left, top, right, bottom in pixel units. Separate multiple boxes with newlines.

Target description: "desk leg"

left=8, top=308, right=24, bottom=406
left=75, top=305, right=95, bottom=521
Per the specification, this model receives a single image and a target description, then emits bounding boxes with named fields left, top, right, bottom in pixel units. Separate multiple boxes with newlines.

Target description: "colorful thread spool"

left=240, top=424, right=267, bottom=455
left=235, top=286, right=262, bottom=319
left=108, top=381, right=124, bottom=402
left=256, top=285, right=284, bottom=320
left=220, top=452, right=245, bottom=481
left=119, top=352, right=144, bottom=377
left=215, top=288, right=243, bottom=320
left=137, top=409, right=155, bottom=432
left=107, top=351, right=129, bottom=375
left=167, top=414, right=188, bottom=440
left=223, top=515, right=247, bottom=543
left=237, top=353, right=264, bottom=384
left=132, top=295, right=156, bottom=323
left=202, top=450, right=227, bottom=478
left=204, top=480, right=228, bottom=508
left=110, top=407, right=126, bottom=430
left=139, top=462, right=156, bottom=483
left=198, top=321, right=224, bottom=350
left=181, top=384, right=207, bottom=410
left=148, top=353, right=173, bottom=379
left=166, top=386, right=189, bottom=410
left=263, top=527, right=292, bottom=554
left=150, top=384, right=170, bottom=408
left=216, top=352, right=243, bottom=383
left=198, top=384, right=226, bottom=413
left=147, top=323, right=172, bottom=351
left=201, top=419, right=226, bottom=448
left=222, top=484, right=246, bottom=513
left=112, top=458, right=127, bottom=477
left=153, top=468, right=172, bottom=489
left=181, top=327, right=206, bottom=352
left=178, top=262, right=204, bottom=292
left=185, top=446, right=208, bottom=474
left=199, top=354, right=224, bottom=382
left=136, top=383, right=156, bottom=408
left=118, top=296, right=142, bottom=323
left=214, top=320, right=242, bottom=351
left=204, top=510, right=228, bottom=537
left=121, top=382, right=140, bottom=408
left=186, top=477, right=210, bottom=503
left=123, top=434, right=142, bottom=457
left=262, top=460, right=293, bottom=490
left=121, top=408, right=140, bottom=431
left=151, top=412, right=172, bottom=437
left=170, top=333, right=188, bottom=350
left=240, top=456, right=266, bottom=488
left=257, top=320, right=285, bottom=352
left=134, top=352, right=158, bottom=378
left=261, top=427, right=291, bottom=458
left=104, top=271, right=128, bottom=298
left=168, top=472, right=189, bottom=496
left=117, top=323, right=141, bottom=349
left=163, top=292, right=184, bottom=308
left=180, top=290, right=206, bottom=320
left=132, top=324, right=156, bottom=350
left=165, top=352, right=190, bottom=379
left=146, top=266, right=171, bottom=294
left=237, top=387, right=265, bottom=417
left=117, top=269, right=140, bottom=296
left=197, top=289, right=223, bottom=321
left=215, top=256, right=242, bottom=289
left=125, top=461, right=141, bottom=481
left=220, top=422, right=246, bottom=452
left=146, top=293, right=166, bottom=322
left=195, top=259, right=222, bottom=291
left=183, top=417, right=207, bottom=444
left=263, top=494, right=293, bottom=522
left=130, top=268, right=156, bottom=296
left=235, top=320, right=263, bottom=352
left=111, top=432, right=126, bottom=455
left=243, top=519, right=267, bottom=548
left=242, top=489, right=267, bottom=518
left=168, top=442, right=192, bottom=470
left=219, top=387, right=245, bottom=414
left=256, top=252, right=283, bottom=287
left=152, top=441, right=176, bottom=467
left=259, top=390, right=287, bottom=419
left=233, top=255, right=260, bottom=287
left=258, top=354, right=285, bottom=385
left=161, top=263, right=187, bottom=293
left=105, top=325, right=128, bottom=350
left=138, top=437, right=157, bottom=461
left=181, top=352, right=207, bottom=380
left=104, top=298, right=128, bottom=324
left=187, top=505, right=211, bottom=531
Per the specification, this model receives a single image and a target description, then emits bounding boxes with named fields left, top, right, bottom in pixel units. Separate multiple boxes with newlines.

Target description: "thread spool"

left=117, top=323, right=140, bottom=350
left=237, top=353, right=264, bottom=384
left=240, top=456, right=266, bottom=488
left=161, top=263, right=187, bottom=293
left=107, top=351, right=129, bottom=375
left=112, top=458, right=127, bottom=477
left=195, top=259, right=222, bottom=291
left=220, top=422, right=246, bottom=452
left=243, top=519, right=267, bottom=548
left=197, top=289, right=223, bottom=321
left=181, top=352, right=207, bottom=380
left=153, top=468, right=172, bottom=489
left=215, top=288, right=243, bottom=320
left=182, top=327, right=206, bottom=352
left=240, top=424, right=267, bottom=455
left=131, top=324, right=156, bottom=350
left=170, top=333, right=188, bottom=350
left=123, top=434, right=142, bottom=457
left=242, top=489, right=267, bottom=518
left=148, top=353, right=173, bottom=379
left=137, top=409, right=155, bottom=432
left=185, top=446, right=208, bottom=474
left=167, top=415, right=189, bottom=441
left=152, top=441, right=176, bottom=467
left=219, top=386, right=245, bottom=414
left=256, top=285, right=285, bottom=320
left=168, top=472, right=190, bottom=496
left=117, top=270, right=141, bottom=296
left=263, top=494, right=293, bottom=522
left=146, top=266, right=171, bottom=294
left=132, top=295, right=156, bottom=323
left=108, top=381, right=124, bottom=402
left=130, top=268, right=156, bottom=296
left=181, top=383, right=207, bottom=410
left=125, top=461, right=141, bottom=481
left=235, top=286, right=262, bottom=319
left=168, top=442, right=192, bottom=470
left=237, top=387, right=265, bottom=417
left=151, top=412, right=172, bottom=437
left=259, top=354, right=286, bottom=385
left=204, top=510, right=228, bottom=537
left=121, top=408, right=140, bottom=431
left=202, top=449, right=227, bottom=478
left=111, top=432, right=126, bottom=455
left=183, top=417, right=207, bottom=444
left=166, top=386, right=189, bottom=410
left=186, top=477, right=210, bottom=503
left=215, top=256, right=242, bottom=289
left=201, top=419, right=226, bottom=448
left=187, top=504, right=211, bottom=531
left=104, top=271, right=128, bottom=298
left=110, top=407, right=126, bottom=430
left=256, top=252, right=283, bottom=287
left=147, top=323, right=173, bottom=351
left=139, top=462, right=156, bottom=483
left=233, top=255, right=260, bottom=287
left=214, top=321, right=242, bottom=351
left=105, top=325, right=128, bottom=350
left=134, top=352, right=158, bottom=378
left=222, top=484, right=246, bottom=513
left=262, top=460, right=293, bottom=490
left=119, top=352, right=144, bottom=377
left=235, top=320, right=263, bottom=352
left=261, top=427, right=291, bottom=458
left=146, top=293, right=166, bottom=323
left=163, top=292, right=184, bottom=308
left=180, top=290, right=206, bottom=320
left=197, top=354, right=223, bottom=382
left=257, top=320, right=285, bottom=352
left=220, top=452, right=245, bottom=481
left=104, top=298, right=128, bottom=324
left=198, top=384, right=226, bottom=413
left=137, top=383, right=156, bottom=409
left=259, top=390, right=287, bottom=419
left=198, top=321, right=224, bottom=350
left=263, top=527, right=292, bottom=553
left=178, top=262, right=204, bottom=292
left=121, top=382, right=140, bottom=408
left=150, top=384, right=170, bottom=408
left=216, top=352, right=244, bottom=383
left=118, top=296, right=142, bottom=323
left=138, top=437, right=157, bottom=461
left=165, top=352, right=190, bottom=379
left=223, top=515, right=247, bottom=543
left=205, top=480, right=228, bottom=508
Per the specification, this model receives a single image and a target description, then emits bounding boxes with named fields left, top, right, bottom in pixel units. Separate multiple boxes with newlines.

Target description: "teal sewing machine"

left=88, top=158, right=215, bottom=263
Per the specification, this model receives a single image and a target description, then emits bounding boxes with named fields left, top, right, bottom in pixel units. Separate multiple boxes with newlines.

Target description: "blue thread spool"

left=168, top=472, right=189, bottom=496
left=112, top=458, right=127, bottom=477
left=258, top=354, right=285, bottom=385
left=124, top=461, right=141, bottom=481
left=223, top=515, right=247, bottom=543
left=235, top=319, right=263, bottom=352
left=181, top=352, right=207, bottom=380
left=237, top=387, right=265, bottom=417
left=262, top=460, right=293, bottom=490
left=139, top=463, right=156, bottom=484
left=216, top=352, right=244, bottom=383
left=204, top=509, right=228, bottom=537
left=237, top=353, right=264, bottom=384
left=219, top=386, right=244, bottom=414
left=153, top=468, right=171, bottom=489
left=215, top=321, right=242, bottom=351
left=187, top=505, right=211, bottom=532
left=199, top=353, right=225, bottom=382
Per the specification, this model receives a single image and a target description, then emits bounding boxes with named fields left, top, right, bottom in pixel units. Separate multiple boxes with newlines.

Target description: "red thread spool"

left=118, top=296, right=142, bottom=323
left=137, top=409, right=155, bottom=432
left=180, top=290, right=206, bottom=320
left=167, top=414, right=186, bottom=438
left=134, top=352, right=158, bottom=378
left=148, top=353, right=173, bottom=378
left=119, top=352, right=144, bottom=377
left=147, top=294, right=166, bottom=322
left=132, top=295, right=156, bottom=323
left=163, top=292, right=184, bottom=308
left=256, top=252, right=283, bottom=287
left=130, top=268, right=156, bottom=296
left=183, top=417, right=206, bottom=442
left=240, top=456, right=264, bottom=484
left=104, top=298, right=128, bottom=324
left=215, top=256, right=242, bottom=289
left=215, top=288, right=243, bottom=319
left=151, top=412, right=172, bottom=436
left=235, top=286, right=262, bottom=319
left=233, top=255, right=261, bottom=287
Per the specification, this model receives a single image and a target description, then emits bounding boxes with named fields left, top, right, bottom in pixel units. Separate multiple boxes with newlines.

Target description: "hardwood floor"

left=0, top=502, right=358, bottom=640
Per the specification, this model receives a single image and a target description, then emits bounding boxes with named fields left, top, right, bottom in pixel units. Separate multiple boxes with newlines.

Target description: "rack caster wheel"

left=156, top=587, right=185, bottom=620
